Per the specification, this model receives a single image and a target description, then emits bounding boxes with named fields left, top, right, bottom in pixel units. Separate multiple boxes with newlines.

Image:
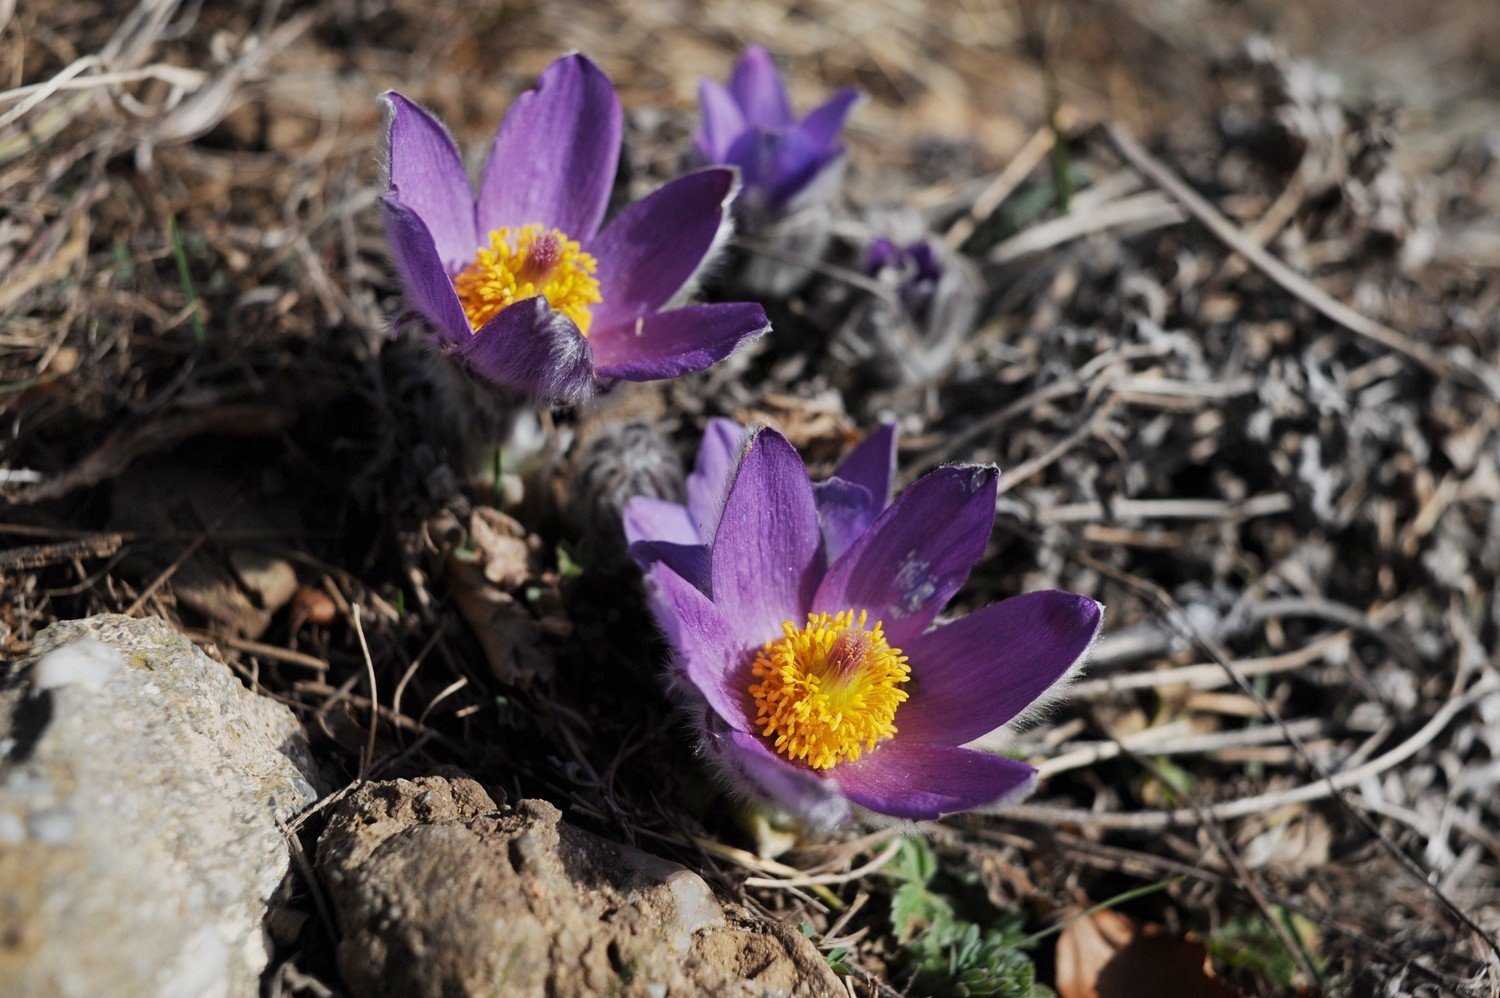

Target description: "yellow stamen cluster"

left=452, top=224, right=602, bottom=334
left=749, top=609, right=911, bottom=770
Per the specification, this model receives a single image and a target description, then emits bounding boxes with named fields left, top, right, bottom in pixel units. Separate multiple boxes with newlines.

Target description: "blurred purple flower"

left=382, top=54, right=769, bottom=406
left=641, top=425, right=1102, bottom=827
left=832, top=230, right=982, bottom=387
left=864, top=237, right=943, bottom=319
left=695, top=45, right=858, bottom=210
left=623, top=418, right=897, bottom=592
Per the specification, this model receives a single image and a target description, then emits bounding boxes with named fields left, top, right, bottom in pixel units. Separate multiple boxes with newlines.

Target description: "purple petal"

left=906, top=241, right=943, bottom=283
left=645, top=564, right=755, bottom=731
left=710, top=427, right=822, bottom=647
left=590, top=302, right=768, bottom=382
left=587, top=168, right=738, bottom=330
left=897, top=591, right=1103, bottom=746
left=687, top=418, right=746, bottom=540
left=762, top=129, right=831, bottom=206
left=477, top=54, right=622, bottom=242
left=456, top=296, right=595, bottom=405
left=813, top=478, right=876, bottom=564
left=722, top=129, right=766, bottom=192
left=863, top=237, right=902, bottom=275
left=813, top=465, right=998, bottom=649
left=728, top=45, right=793, bottom=128
left=832, top=742, right=1036, bottom=820
left=382, top=93, right=478, bottom=272
left=623, top=496, right=698, bottom=546
left=704, top=723, right=849, bottom=829
left=629, top=541, right=711, bottom=595
left=726, top=127, right=836, bottom=208
left=777, top=146, right=847, bottom=211
left=696, top=78, right=746, bottom=163
left=381, top=196, right=472, bottom=346
left=718, top=128, right=822, bottom=207
left=797, top=87, right=859, bottom=153
left=833, top=422, right=897, bottom=508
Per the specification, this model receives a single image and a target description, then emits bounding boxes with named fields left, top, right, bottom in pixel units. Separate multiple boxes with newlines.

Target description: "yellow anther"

left=452, top=224, right=602, bottom=334
left=748, top=610, right=910, bottom=770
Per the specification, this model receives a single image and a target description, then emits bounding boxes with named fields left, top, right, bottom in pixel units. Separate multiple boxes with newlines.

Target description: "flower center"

left=452, top=224, right=602, bottom=335
left=748, top=609, right=911, bottom=771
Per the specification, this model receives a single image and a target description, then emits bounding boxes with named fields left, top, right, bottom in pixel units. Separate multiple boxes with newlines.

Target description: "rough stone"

left=316, top=774, right=844, bottom=997
left=0, top=615, right=325, bottom=997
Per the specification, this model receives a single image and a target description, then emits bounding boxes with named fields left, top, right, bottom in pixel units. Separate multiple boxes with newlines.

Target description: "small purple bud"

left=836, top=228, right=984, bottom=388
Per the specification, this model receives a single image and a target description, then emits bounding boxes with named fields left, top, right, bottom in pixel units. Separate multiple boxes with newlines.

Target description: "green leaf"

left=890, top=881, right=953, bottom=944
left=1205, top=908, right=1322, bottom=987
left=167, top=214, right=205, bottom=346
left=882, top=836, right=1047, bottom=997
left=886, top=835, right=939, bottom=886
left=556, top=542, right=585, bottom=579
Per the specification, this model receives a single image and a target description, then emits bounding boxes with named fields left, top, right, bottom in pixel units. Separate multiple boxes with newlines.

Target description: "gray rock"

left=317, top=774, right=844, bottom=997
left=0, top=615, right=324, bottom=997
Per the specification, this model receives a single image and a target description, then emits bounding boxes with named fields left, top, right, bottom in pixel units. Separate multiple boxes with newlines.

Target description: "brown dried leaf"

left=468, top=507, right=539, bottom=590
left=737, top=390, right=853, bottom=460
left=289, top=585, right=337, bottom=633
left=1242, top=814, right=1332, bottom=876
left=1055, top=909, right=1239, bottom=998
left=445, top=556, right=554, bottom=689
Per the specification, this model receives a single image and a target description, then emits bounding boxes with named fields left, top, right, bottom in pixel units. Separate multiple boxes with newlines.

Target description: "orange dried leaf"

left=1055, top=909, right=1239, bottom=998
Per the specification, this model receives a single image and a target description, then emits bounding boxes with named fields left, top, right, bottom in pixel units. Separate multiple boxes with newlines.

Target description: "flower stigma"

left=748, top=609, right=910, bottom=770
left=453, top=224, right=602, bottom=334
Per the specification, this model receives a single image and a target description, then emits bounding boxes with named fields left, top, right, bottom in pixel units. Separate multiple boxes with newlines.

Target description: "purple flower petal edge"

left=797, top=87, right=859, bottom=153
left=710, top=427, right=823, bottom=647
left=592, top=302, right=769, bottom=382
left=812, top=477, right=877, bottom=565
left=382, top=92, right=477, bottom=272
left=687, top=418, right=746, bottom=542
left=588, top=168, right=739, bottom=332
left=727, top=45, right=793, bottom=129
left=381, top=196, right=470, bottom=346
left=831, top=421, right=897, bottom=508
left=630, top=540, right=711, bottom=596
left=833, top=742, right=1037, bottom=820
left=696, top=78, right=746, bottom=164
left=623, top=496, right=697, bottom=547
left=477, top=53, right=622, bottom=241
left=645, top=563, right=755, bottom=731
left=705, top=722, right=850, bottom=830
left=896, top=591, right=1103, bottom=746
left=456, top=296, right=595, bottom=404
left=813, top=464, right=999, bottom=649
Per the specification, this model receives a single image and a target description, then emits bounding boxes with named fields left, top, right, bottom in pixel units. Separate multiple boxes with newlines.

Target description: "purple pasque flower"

left=622, top=418, right=898, bottom=593
left=865, top=237, right=944, bottom=320
left=834, top=228, right=982, bottom=387
left=696, top=45, right=859, bottom=211
left=382, top=54, right=770, bottom=406
left=642, top=425, right=1102, bottom=827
